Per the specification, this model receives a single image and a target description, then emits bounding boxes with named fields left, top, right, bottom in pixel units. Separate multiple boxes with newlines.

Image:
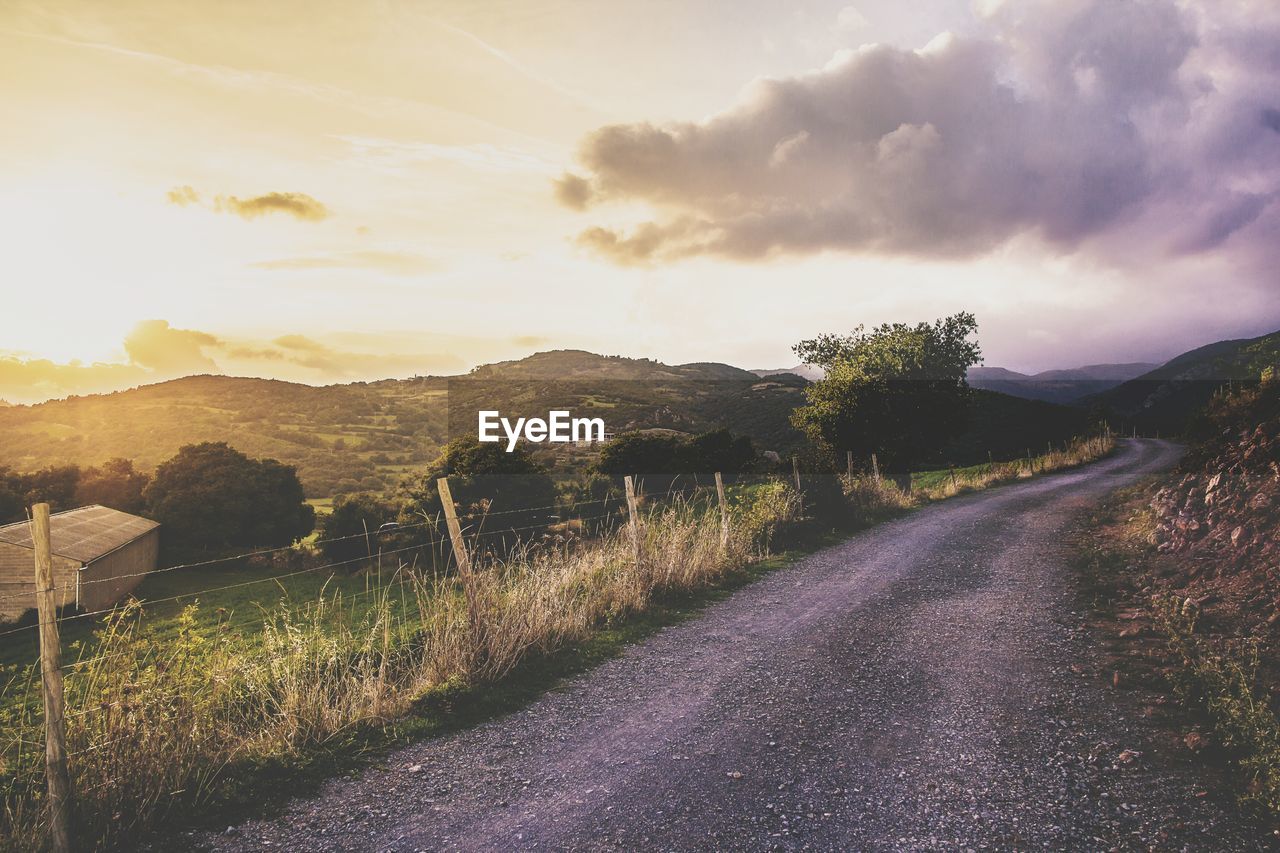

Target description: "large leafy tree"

left=75, top=458, right=150, bottom=515
left=791, top=313, right=982, bottom=473
left=144, top=442, right=315, bottom=550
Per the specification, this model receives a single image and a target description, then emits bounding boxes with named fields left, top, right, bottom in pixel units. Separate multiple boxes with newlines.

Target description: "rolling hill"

left=0, top=349, right=1099, bottom=496
left=1087, top=329, right=1280, bottom=434
left=0, top=353, right=810, bottom=496
left=967, top=363, right=1157, bottom=404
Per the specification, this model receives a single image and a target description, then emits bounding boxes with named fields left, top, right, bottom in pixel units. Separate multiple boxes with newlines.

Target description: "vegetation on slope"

left=1088, top=327, right=1280, bottom=436
left=1074, top=377, right=1280, bottom=821
left=0, top=432, right=1117, bottom=850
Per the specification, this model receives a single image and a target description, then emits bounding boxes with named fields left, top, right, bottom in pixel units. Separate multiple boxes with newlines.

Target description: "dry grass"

left=913, top=434, right=1116, bottom=501
left=0, top=438, right=1115, bottom=849
left=0, top=490, right=798, bottom=850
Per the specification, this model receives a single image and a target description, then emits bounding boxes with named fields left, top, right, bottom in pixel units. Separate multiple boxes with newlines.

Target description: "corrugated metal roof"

left=0, top=505, right=159, bottom=564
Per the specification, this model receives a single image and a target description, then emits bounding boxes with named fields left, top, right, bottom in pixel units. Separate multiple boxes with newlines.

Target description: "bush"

left=316, top=493, right=403, bottom=567
left=144, top=442, right=315, bottom=551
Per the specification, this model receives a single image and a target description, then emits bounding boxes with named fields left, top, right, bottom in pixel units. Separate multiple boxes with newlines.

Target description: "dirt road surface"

left=201, top=439, right=1270, bottom=851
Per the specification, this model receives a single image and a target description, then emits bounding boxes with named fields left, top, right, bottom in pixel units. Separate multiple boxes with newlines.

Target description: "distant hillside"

left=472, top=350, right=758, bottom=382
left=967, top=363, right=1157, bottom=404
left=750, top=364, right=824, bottom=382
left=934, top=389, right=1092, bottom=468
left=0, top=352, right=807, bottom=496
left=0, top=374, right=450, bottom=498
left=1088, top=330, right=1280, bottom=434
left=0, top=348, right=1100, bottom=495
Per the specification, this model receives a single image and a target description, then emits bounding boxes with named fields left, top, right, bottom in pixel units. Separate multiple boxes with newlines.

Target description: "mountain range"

left=2, top=329, right=1275, bottom=496
left=965, top=363, right=1158, bottom=404
left=1088, top=330, right=1280, bottom=433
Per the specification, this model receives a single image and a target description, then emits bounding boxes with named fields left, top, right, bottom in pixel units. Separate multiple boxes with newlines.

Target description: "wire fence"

left=0, top=434, right=1123, bottom=849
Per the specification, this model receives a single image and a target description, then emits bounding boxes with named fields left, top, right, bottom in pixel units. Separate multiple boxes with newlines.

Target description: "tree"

left=75, top=458, right=149, bottom=515
left=596, top=429, right=756, bottom=478
left=682, top=429, right=756, bottom=474
left=595, top=432, right=686, bottom=477
left=144, top=442, right=315, bottom=551
left=791, top=313, right=982, bottom=473
left=16, top=465, right=81, bottom=514
left=316, top=493, right=402, bottom=567
left=0, top=469, right=24, bottom=524
left=402, top=437, right=558, bottom=547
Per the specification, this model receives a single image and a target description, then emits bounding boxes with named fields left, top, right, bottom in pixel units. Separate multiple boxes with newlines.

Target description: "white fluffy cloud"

left=559, top=0, right=1280, bottom=271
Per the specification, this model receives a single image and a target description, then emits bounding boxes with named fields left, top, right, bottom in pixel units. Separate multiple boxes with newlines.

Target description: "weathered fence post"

left=714, top=472, right=729, bottom=550
left=33, top=503, right=71, bottom=853
left=791, top=456, right=801, bottom=492
left=437, top=478, right=482, bottom=638
left=846, top=450, right=853, bottom=480
left=624, top=475, right=641, bottom=563
left=1026, top=448, right=1033, bottom=474
left=948, top=465, right=958, bottom=489
left=870, top=453, right=881, bottom=484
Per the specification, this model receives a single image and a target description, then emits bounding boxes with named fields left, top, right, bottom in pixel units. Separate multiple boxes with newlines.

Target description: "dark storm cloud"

left=560, top=0, right=1280, bottom=267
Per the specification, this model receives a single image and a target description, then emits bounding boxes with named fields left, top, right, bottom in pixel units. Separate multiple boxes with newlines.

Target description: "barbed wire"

left=0, top=498, right=622, bottom=606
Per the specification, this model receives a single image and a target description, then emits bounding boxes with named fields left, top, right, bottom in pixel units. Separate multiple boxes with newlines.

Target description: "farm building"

left=0, top=505, right=159, bottom=623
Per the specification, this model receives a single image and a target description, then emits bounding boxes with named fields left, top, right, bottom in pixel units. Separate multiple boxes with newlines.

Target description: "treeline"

left=0, top=443, right=314, bottom=554
left=315, top=426, right=763, bottom=567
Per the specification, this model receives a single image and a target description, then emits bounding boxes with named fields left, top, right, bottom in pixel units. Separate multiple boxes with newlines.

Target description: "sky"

left=2, top=0, right=1279, bottom=404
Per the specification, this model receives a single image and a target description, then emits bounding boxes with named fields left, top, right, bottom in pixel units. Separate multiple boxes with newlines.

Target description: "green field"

left=0, top=553, right=437, bottom=681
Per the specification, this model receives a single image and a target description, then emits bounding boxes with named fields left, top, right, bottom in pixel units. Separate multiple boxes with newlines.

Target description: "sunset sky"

left=3, top=0, right=1280, bottom=403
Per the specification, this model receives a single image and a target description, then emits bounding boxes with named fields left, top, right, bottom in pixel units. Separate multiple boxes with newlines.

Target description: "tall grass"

left=1154, top=595, right=1280, bottom=816
left=913, top=434, right=1115, bottom=501
left=0, top=436, right=1115, bottom=849
left=1, top=489, right=799, bottom=850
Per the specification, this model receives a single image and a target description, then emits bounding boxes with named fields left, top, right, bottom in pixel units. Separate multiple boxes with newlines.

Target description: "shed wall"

left=78, top=529, right=160, bottom=612
left=0, top=541, right=81, bottom=623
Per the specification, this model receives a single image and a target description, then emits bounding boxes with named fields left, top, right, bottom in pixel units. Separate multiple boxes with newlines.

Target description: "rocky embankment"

left=1151, top=383, right=1280, bottom=633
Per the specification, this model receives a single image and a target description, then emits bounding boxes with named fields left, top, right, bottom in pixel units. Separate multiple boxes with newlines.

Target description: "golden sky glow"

left=2, top=0, right=1278, bottom=403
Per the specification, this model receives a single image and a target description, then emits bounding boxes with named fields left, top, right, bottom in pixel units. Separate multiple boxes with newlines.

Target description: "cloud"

left=167, top=186, right=330, bottom=221
left=0, top=324, right=475, bottom=403
left=260, top=334, right=463, bottom=378
left=553, top=173, right=595, bottom=210
left=123, top=320, right=221, bottom=372
left=836, top=6, right=870, bottom=32
left=0, top=357, right=149, bottom=405
left=561, top=0, right=1280, bottom=270
left=249, top=250, right=438, bottom=275
left=575, top=223, right=683, bottom=266
left=165, top=185, right=200, bottom=206
left=215, top=191, right=329, bottom=221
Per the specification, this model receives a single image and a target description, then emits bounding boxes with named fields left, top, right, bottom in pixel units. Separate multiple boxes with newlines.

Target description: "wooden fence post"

left=791, top=456, right=801, bottom=492
left=870, top=453, right=880, bottom=484
left=714, top=472, right=729, bottom=549
left=846, top=450, right=853, bottom=479
left=33, top=503, right=71, bottom=853
left=948, top=465, right=958, bottom=489
left=437, top=478, right=482, bottom=637
left=1026, top=448, right=1033, bottom=474
left=623, top=475, right=641, bottom=563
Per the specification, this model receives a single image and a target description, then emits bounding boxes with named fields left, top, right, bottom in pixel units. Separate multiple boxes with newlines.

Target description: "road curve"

left=201, top=439, right=1266, bottom=851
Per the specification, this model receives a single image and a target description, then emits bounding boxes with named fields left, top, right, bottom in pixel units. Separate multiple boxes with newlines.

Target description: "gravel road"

left=200, top=439, right=1270, bottom=851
